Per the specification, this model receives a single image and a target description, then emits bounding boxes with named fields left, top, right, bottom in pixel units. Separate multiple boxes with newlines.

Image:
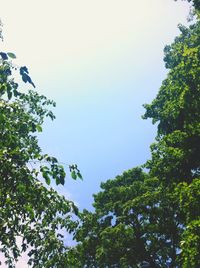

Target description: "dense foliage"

left=0, top=0, right=199, bottom=267
left=0, top=50, right=80, bottom=267
left=72, top=1, right=200, bottom=267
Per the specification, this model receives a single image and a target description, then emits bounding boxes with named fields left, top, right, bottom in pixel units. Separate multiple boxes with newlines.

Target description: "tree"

left=72, top=1, right=200, bottom=267
left=0, top=44, right=80, bottom=266
left=74, top=168, right=183, bottom=267
left=143, top=4, right=200, bottom=266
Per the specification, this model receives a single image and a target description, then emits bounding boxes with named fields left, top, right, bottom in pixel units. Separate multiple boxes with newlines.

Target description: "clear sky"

left=1, top=0, right=190, bottom=208
left=0, top=0, right=190, bottom=265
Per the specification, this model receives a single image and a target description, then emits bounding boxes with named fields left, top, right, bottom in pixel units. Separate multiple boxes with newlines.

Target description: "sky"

left=0, top=0, right=190, bottom=266
left=0, top=0, right=190, bottom=215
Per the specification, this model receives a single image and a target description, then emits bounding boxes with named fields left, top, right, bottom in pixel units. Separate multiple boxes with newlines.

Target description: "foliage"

left=73, top=169, right=183, bottom=267
left=1, top=0, right=199, bottom=267
left=72, top=1, right=200, bottom=267
left=143, top=21, right=200, bottom=184
left=0, top=50, right=80, bottom=266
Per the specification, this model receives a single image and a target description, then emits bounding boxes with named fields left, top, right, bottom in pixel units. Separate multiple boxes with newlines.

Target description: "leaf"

left=7, top=90, right=12, bottom=100
left=13, top=89, right=19, bottom=97
left=20, top=66, right=29, bottom=74
left=56, top=177, right=60, bottom=185
left=60, top=176, right=65, bottom=185
left=7, top=52, right=16, bottom=59
left=77, top=172, right=83, bottom=180
left=20, top=66, right=35, bottom=88
left=0, top=52, right=8, bottom=60
left=71, top=171, right=77, bottom=180
left=45, top=176, right=51, bottom=185
left=36, top=125, right=42, bottom=132
left=72, top=203, right=79, bottom=215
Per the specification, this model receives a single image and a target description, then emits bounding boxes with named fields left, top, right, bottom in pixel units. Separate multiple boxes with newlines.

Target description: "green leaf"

left=72, top=203, right=79, bottom=215
left=7, top=52, right=16, bottom=59
left=36, top=125, right=42, bottom=132
left=71, top=171, right=77, bottom=180
left=77, top=172, right=83, bottom=180
left=56, top=177, right=60, bottom=185
left=45, top=176, right=51, bottom=185
left=7, top=90, right=12, bottom=100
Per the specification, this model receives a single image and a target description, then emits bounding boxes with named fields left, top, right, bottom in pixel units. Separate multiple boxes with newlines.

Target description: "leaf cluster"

left=0, top=51, right=79, bottom=267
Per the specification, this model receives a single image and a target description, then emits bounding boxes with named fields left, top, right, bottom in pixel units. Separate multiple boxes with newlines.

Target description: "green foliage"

left=142, top=14, right=200, bottom=211
left=1, top=1, right=199, bottom=267
left=71, top=2, right=200, bottom=267
left=73, top=169, right=182, bottom=267
left=180, top=219, right=200, bottom=267
left=0, top=50, right=79, bottom=266
left=142, top=17, right=200, bottom=265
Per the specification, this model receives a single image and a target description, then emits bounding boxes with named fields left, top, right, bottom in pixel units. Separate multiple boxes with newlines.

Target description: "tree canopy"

left=0, top=0, right=199, bottom=267
left=72, top=1, right=200, bottom=267
left=0, top=49, right=80, bottom=267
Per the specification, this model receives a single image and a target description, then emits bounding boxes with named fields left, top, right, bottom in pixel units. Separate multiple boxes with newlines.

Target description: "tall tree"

left=143, top=16, right=200, bottom=268
left=0, top=47, right=80, bottom=266
left=74, top=168, right=183, bottom=267
left=72, top=1, right=200, bottom=267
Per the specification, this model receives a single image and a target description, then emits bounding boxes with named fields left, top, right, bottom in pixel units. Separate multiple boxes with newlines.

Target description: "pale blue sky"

left=1, top=0, right=190, bottom=212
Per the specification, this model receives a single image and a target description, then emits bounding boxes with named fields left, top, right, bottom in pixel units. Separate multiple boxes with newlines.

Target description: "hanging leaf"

left=71, top=171, right=77, bottom=180
left=20, top=66, right=35, bottom=88
left=45, top=176, right=51, bottom=185
left=7, top=52, right=16, bottom=59
left=77, top=172, right=83, bottom=180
